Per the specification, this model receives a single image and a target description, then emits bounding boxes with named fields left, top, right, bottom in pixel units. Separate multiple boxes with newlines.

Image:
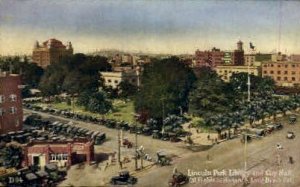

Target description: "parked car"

left=274, top=123, right=283, bottom=130
left=287, top=131, right=295, bottom=139
left=110, top=170, right=137, bottom=185
left=289, top=115, right=297, bottom=124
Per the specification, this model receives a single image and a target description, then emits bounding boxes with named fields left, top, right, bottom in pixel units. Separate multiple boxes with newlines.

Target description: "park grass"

left=36, top=99, right=136, bottom=123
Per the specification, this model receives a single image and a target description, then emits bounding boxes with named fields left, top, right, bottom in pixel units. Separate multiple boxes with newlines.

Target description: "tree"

left=2, top=146, right=23, bottom=169
left=77, top=91, right=112, bottom=114
left=189, top=67, right=231, bottom=118
left=0, top=56, right=44, bottom=88
left=134, top=56, right=196, bottom=123
left=118, top=81, right=138, bottom=98
left=39, top=53, right=110, bottom=96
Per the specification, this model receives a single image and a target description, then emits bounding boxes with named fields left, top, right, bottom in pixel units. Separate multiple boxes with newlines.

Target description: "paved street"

left=24, top=109, right=300, bottom=187
left=137, top=114, right=300, bottom=187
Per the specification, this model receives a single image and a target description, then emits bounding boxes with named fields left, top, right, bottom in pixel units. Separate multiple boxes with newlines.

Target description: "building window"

left=292, top=77, right=296, bottom=81
left=285, top=65, right=288, bottom=68
left=271, top=64, right=274, bottom=67
left=270, top=71, right=274, bottom=74
left=10, top=107, right=17, bottom=114
left=50, top=154, right=56, bottom=161
left=0, top=108, right=3, bottom=116
left=292, top=71, right=296, bottom=75
left=277, top=77, right=281, bottom=81
left=0, top=95, right=4, bottom=103
left=63, top=153, right=68, bottom=160
left=15, top=119, right=19, bottom=127
left=292, top=64, right=295, bottom=68
left=9, top=94, right=17, bottom=102
left=108, top=79, right=111, bottom=83
left=277, top=71, right=281, bottom=74
left=263, top=71, right=267, bottom=74
left=284, top=71, right=288, bottom=74
left=277, top=65, right=281, bottom=68
left=114, top=80, right=118, bottom=84
left=284, top=77, right=288, bottom=81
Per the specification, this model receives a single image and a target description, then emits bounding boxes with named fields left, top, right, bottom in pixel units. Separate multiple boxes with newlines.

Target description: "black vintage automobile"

left=168, top=172, right=189, bottom=187
left=110, top=170, right=137, bottom=185
left=289, top=115, right=297, bottom=124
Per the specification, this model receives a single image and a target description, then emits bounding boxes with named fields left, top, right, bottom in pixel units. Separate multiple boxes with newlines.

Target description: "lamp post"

left=132, top=113, right=140, bottom=170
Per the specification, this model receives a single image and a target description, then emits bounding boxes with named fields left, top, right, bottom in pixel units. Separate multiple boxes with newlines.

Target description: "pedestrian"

left=206, top=154, right=210, bottom=161
left=289, top=156, right=294, bottom=164
left=276, top=154, right=281, bottom=166
left=207, top=134, right=210, bottom=140
left=276, top=143, right=283, bottom=149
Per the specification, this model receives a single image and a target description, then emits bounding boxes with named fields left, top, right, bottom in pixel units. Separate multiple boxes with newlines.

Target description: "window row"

left=105, top=79, right=136, bottom=84
left=0, top=94, right=17, bottom=103
left=264, top=71, right=298, bottom=75
left=263, top=64, right=299, bottom=68
left=0, top=107, right=18, bottom=116
left=275, top=77, right=297, bottom=81
left=50, top=153, right=68, bottom=161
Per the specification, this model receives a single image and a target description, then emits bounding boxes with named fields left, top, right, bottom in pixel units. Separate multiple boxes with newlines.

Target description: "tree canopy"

left=189, top=67, right=232, bottom=118
left=0, top=56, right=44, bottom=88
left=134, top=56, right=196, bottom=122
left=77, top=90, right=112, bottom=114
left=39, top=54, right=111, bottom=96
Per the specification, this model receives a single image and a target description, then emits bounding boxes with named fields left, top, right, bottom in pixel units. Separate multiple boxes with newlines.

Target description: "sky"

left=0, top=0, right=300, bottom=55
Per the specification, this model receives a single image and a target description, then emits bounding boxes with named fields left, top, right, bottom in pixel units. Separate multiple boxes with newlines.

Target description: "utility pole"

left=135, top=126, right=138, bottom=170
left=161, top=98, right=165, bottom=134
left=118, top=130, right=122, bottom=169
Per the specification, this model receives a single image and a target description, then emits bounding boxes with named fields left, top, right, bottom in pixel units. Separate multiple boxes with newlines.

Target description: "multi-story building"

left=222, top=51, right=233, bottom=65
left=194, top=47, right=224, bottom=68
left=289, top=54, right=300, bottom=62
left=271, top=52, right=287, bottom=62
left=262, top=61, right=300, bottom=87
left=215, top=66, right=261, bottom=82
left=232, top=40, right=245, bottom=66
left=121, top=54, right=133, bottom=64
left=244, top=54, right=256, bottom=66
left=0, top=72, right=23, bottom=134
left=100, top=66, right=142, bottom=88
left=32, top=38, right=73, bottom=68
left=23, top=139, right=94, bottom=168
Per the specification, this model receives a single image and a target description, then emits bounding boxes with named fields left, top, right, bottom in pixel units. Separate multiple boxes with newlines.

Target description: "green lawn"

left=36, top=99, right=136, bottom=123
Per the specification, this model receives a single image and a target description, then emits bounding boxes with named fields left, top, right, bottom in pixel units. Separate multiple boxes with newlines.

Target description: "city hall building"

left=23, top=139, right=94, bottom=168
left=0, top=72, right=23, bottom=134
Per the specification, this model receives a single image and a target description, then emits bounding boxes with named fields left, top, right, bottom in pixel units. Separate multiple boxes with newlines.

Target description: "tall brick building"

left=32, top=38, right=73, bottom=68
left=0, top=72, right=23, bottom=134
left=232, top=40, right=245, bottom=66
left=194, top=47, right=224, bottom=68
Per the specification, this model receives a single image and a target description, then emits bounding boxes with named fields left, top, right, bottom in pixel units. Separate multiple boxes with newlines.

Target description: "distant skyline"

left=1, top=0, right=300, bottom=55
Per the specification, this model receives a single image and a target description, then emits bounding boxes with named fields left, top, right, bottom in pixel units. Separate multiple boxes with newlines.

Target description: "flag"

left=250, top=42, right=255, bottom=50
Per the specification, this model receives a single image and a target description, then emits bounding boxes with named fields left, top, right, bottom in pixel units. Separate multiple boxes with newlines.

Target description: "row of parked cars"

left=1, top=163, right=66, bottom=187
left=0, top=128, right=53, bottom=145
left=24, top=114, right=106, bottom=145
left=24, top=103, right=190, bottom=142
left=241, top=115, right=298, bottom=143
